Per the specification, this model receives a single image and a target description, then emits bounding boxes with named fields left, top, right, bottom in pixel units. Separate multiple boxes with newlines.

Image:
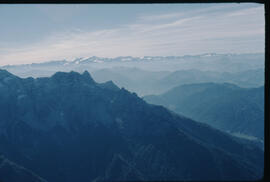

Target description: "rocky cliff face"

left=0, top=69, right=264, bottom=181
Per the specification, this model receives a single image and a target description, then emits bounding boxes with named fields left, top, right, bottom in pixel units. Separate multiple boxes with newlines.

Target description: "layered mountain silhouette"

left=1, top=54, right=264, bottom=96
left=144, top=82, right=264, bottom=141
left=157, top=68, right=264, bottom=91
left=92, top=68, right=264, bottom=96
left=0, top=69, right=264, bottom=181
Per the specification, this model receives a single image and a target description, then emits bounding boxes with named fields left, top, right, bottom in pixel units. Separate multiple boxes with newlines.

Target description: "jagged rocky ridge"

left=0, top=69, right=264, bottom=181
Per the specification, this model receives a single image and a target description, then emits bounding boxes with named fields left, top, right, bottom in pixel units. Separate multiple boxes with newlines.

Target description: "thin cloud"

left=225, top=6, right=264, bottom=17
left=0, top=4, right=265, bottom=66
left=138, top=4, right=239, bottom=22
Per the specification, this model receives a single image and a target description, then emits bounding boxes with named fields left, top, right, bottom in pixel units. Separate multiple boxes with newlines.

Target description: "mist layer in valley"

left=1, top=53, right=264, bottom=143
left=2, top=53, right=264, bottom=96
left=0, top=53, right=265, bottom=181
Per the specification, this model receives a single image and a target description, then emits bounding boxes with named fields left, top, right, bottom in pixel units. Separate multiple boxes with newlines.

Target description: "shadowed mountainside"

left=144, top=82, right=264, bottom=141
left=0, top=69, right=264, bottom=181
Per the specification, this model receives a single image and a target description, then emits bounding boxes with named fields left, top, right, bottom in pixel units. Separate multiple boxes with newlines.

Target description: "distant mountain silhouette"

left=156, top=68, right=264, bottom=91
left=1, top=54, right=264, bottom=96
left=0, top=69, right=264, bottom=181
left=92, top=67, right=170, bottom=95
left=144, top=82, right=264, bottom=141
left=92, top=68, right=264, bottom=96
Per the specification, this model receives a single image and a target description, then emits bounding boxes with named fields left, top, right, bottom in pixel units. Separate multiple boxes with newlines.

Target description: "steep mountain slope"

left=0, top=155, right=47, bottom=182
left=0, top=69, right=264, bottom=181
left=144, top=83, right=264, bottom=141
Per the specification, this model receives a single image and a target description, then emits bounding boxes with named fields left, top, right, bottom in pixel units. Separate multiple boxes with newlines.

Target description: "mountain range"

left=0, top=69, right=264, bottom=181
left=144, top=82, right=264, bottom=142
left=1, top=53, right=264, bottom=96
left=91, top=68, right=264, bottom=96
left=1, top=53, right=264, bottom=75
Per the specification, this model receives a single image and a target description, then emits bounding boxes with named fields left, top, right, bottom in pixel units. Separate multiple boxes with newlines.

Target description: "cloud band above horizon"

left=0, top=3, right=265, bottom=66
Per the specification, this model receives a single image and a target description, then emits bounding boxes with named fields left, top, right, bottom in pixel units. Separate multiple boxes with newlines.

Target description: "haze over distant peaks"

left=1, top=52, right=264, bottom=67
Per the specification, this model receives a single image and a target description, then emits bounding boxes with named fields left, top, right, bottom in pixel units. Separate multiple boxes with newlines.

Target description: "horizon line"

left=0, top=51, right=265, bottom=67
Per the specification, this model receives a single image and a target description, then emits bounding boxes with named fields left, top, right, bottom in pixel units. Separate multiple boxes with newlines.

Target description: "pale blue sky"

left=0, top=3, right=265, bottom=65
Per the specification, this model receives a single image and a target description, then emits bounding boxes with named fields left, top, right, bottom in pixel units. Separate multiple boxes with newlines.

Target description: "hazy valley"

left=0, top=52, right=265, bottom=181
